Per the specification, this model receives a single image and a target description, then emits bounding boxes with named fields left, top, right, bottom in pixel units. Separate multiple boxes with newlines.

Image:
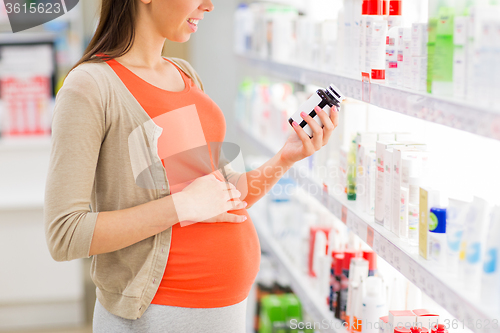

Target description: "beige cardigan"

left=44, top=58, right=240, bottom=320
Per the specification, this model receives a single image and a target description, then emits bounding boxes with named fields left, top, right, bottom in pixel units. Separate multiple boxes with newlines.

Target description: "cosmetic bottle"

left=428, top=207, right=447, bottom=264
left=362, top=277, right=387, bottom=333
left=341, top=251, right=362, bottom=322
left=410, top=327, right=430, bottom=333
left=365, top=151, right=377, bottom=215
left=387, top=0, right=403, bottom=29
left=347, top=258, right=369, bottom=331
left=371, top=20, right=389, bottom=82
left=288, top=83, right=345, bottom=138
left=432, top=5, right=455, bottom=96
left=362, top=0, right=384, bottom=76
left=461, top=196, right=491, bottom=294
left=348, top=139, right=358, bottom=201
left=446, top=196, right=471, bottom=275
left=400, top=187, right=410, bottom=239
left=352, top=277, right=365, bottom=333
left=426, top=0, right=439, bottom=93
left=481, top=205, right=500, bottom=308
left=332, top=254, right=344, bottom=317
left=363, top=250, right=378, bottom=276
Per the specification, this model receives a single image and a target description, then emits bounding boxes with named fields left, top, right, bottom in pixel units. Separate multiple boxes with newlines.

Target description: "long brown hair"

left=71, top=0, right=138, bottom=71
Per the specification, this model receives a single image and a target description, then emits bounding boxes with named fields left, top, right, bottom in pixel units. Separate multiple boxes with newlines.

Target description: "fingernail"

left=242, top=216, right=247, bottom=221
left=243, top=201, right=248, bottom=207
left=292, top=121, right=298, bottom=127
left=300, top=112, right=307, bottom=118
left=315, top=106, right=322, bottom=112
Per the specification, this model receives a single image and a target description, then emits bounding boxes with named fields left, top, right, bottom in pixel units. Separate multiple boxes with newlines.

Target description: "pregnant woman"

left=44, top=0, right=339, bottom=332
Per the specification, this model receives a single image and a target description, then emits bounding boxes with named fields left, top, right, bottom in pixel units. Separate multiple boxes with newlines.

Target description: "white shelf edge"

left=240, top=123, right=500, bottom=333
left=251, top=213, right=345, bottom=333
left=237, top=54, right=500, bottom=142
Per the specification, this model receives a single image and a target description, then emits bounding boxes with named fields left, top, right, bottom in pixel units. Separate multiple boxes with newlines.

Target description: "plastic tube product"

left=461, top=196, right=490, bottom=294
left=365, top=151, right=377, bottom=215
left=361, top=277, right=387, bottom=333
left=428, top=207, right=447, bottom=264
left=446, top=197, right=471, bottom=275
left=481, top=205, right=500, bottom=308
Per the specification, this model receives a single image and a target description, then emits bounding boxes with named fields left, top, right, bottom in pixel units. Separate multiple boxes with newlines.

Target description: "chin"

left=166, top=34, right=192, bottom=44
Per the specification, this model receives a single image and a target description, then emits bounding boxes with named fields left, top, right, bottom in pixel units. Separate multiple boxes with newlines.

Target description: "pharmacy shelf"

left=240, top=123, right=500, bottom=333
left=237, top=55, right=500, bottom=142
left=250, top=210, right=345, bottom=333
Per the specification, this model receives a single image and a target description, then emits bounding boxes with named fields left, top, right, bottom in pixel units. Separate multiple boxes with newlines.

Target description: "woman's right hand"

left=172, top=174, right=248, bottom=223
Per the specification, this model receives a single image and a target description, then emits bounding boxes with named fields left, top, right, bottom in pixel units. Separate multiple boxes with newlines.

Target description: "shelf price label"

left=408, top=261, right=418, bottom=285
left=367, top=226, right=374, bottom=247
left=341, top=205, right=348, bottom=224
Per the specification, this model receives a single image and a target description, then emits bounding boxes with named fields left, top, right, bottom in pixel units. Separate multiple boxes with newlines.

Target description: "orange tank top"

left=106, top=58, right=261, bottom=308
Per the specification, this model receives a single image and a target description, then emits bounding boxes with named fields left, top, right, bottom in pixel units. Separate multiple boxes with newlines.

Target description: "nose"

left=201, top=0, right=214, bottom=12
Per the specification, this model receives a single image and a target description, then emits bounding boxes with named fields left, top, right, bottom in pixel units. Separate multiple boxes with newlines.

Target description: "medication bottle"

left=288, top=84, right=345, bottom=138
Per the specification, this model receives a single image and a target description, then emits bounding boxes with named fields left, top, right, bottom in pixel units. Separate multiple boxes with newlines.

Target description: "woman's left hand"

left=280, top=105, right=339, bottom=165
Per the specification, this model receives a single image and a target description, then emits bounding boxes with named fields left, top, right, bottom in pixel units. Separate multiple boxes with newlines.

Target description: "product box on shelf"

left=418, top=187, right=441, bottom=260
left=379, top=315, right=389, bottom=333
left=308, top=227, right=331, bottom=277
left=391, top=147, right=427, bottom=237
left=375, top=141, right=406, bottom=227
left=412, top=309, right=439, bottom=329
left=389, top=310, right=416, bottom=330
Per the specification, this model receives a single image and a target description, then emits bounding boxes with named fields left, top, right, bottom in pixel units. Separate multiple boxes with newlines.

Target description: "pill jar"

left=288, top=83, right=345, bottom=138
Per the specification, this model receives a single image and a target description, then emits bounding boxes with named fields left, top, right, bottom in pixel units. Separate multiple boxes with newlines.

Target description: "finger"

left=221, top=212, right=248, bottom=223
left=314, top=106, right=335, bottom=146
left=330, top=104, right=339, bottom=128
left=300, top=110, right=323, bottom=150
left=291, top=120, right=315, bottom=156
left=224, top=188, right=242, bottom=200
left=226, top=199, right=247, bottom=211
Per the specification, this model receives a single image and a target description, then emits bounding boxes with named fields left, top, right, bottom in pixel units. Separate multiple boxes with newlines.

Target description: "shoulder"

left=165, top=57, right=204, bottom=92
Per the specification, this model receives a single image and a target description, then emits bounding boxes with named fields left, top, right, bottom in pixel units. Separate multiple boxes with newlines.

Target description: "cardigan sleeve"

left=44, top=68, right=105, bottom=262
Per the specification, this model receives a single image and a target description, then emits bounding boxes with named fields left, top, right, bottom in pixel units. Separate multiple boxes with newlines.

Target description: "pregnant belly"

left=151, top=209, right=261, bottom=308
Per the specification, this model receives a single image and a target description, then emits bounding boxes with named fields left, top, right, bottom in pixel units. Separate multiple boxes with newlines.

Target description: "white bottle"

left=370, top=20, right=389, bottom=82
left=362, top=276, right=387, bottom=333
left=461, top=196, right=491, bottom=294
left=480, top=205, right=500, bottom=308
left=446, top=196, right=471, bottom=275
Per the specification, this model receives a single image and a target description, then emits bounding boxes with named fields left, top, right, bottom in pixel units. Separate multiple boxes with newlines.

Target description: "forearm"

left=89, top=195, right=180, bottom=256
left=242, top=147, right=295, bottom=207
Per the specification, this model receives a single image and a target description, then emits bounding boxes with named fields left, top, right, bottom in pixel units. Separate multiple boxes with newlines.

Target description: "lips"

left=187, top=18, right=200, bottom=32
